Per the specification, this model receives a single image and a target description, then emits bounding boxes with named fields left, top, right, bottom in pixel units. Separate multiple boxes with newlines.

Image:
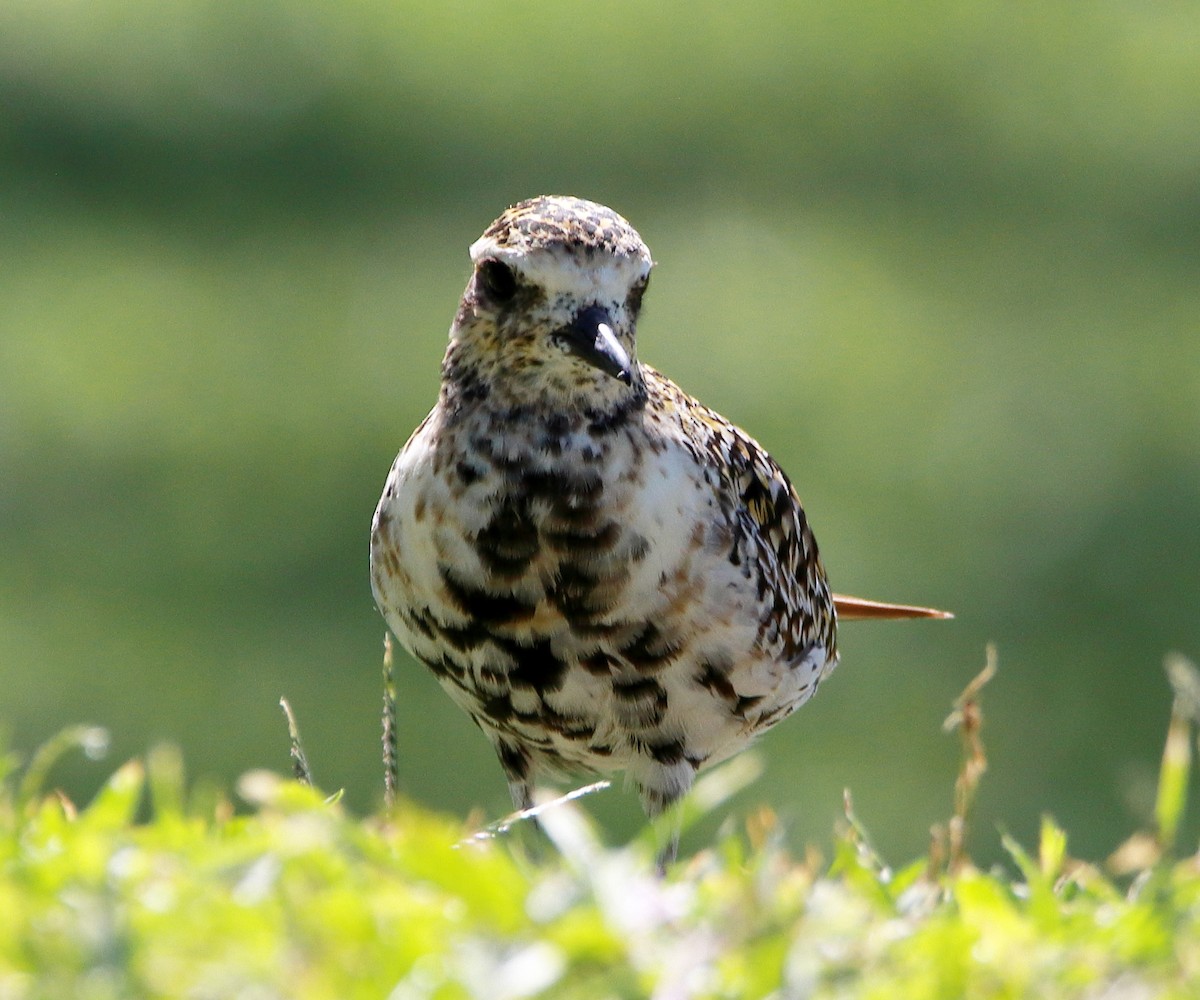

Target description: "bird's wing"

left=641, top=366, right=837, bottom=657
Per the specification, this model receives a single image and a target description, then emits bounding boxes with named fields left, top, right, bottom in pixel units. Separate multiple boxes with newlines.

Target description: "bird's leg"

left=833, top=594, right=953, bottom=620
left=508, top=778, right=534, bottom=815
left=639, top=763, right=695, bottom=875
left=655, top=817, right=681, bottom=876
left=493, top=742, right=544, bottom=860
left=496, top=741, right=535, bottom=815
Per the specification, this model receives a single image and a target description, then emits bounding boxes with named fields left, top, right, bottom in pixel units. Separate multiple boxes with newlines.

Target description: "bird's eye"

left=626, top=275, right=650, bottom=315
left=477, top=259, right=518, bottom=304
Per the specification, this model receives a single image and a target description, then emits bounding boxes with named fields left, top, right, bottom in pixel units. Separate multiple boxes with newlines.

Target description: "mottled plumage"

left=371, top=196, right=944, bottom=842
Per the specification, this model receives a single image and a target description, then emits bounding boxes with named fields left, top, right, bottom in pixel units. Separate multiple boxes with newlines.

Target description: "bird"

left=370, top=195, right=949, bottom=858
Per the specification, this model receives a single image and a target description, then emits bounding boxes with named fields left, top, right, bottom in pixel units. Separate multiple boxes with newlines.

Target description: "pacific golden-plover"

left=370, top=195, right=948, bottom=857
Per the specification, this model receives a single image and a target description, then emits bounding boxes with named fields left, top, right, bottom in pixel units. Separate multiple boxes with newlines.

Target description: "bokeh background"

left=3, top=2, right=1198, bottom=865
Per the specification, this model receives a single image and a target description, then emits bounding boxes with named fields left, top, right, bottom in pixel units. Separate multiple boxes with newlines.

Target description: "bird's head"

left=442, top=195, right=654, bottom=411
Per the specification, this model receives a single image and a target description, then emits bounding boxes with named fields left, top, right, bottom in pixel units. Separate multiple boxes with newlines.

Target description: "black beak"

left=560, top=305, right=633, bottom=385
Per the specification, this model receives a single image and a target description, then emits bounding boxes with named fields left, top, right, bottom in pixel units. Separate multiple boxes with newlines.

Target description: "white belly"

left=370, top=405, right=831, bottom=792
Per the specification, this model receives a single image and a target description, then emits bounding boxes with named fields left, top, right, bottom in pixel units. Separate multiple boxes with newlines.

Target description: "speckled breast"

left=371, top=400, right=832, bottom=777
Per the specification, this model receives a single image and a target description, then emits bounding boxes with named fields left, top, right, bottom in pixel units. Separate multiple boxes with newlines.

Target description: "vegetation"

left=4, top=652, right=1200, bottom=998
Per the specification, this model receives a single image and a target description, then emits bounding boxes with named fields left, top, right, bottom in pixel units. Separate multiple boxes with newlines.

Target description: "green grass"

left=3, top=654, right=1200, bottom=998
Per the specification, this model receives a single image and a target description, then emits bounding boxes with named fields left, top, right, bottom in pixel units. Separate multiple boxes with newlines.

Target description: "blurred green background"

left=3, top=1, right=1198, bottom=865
